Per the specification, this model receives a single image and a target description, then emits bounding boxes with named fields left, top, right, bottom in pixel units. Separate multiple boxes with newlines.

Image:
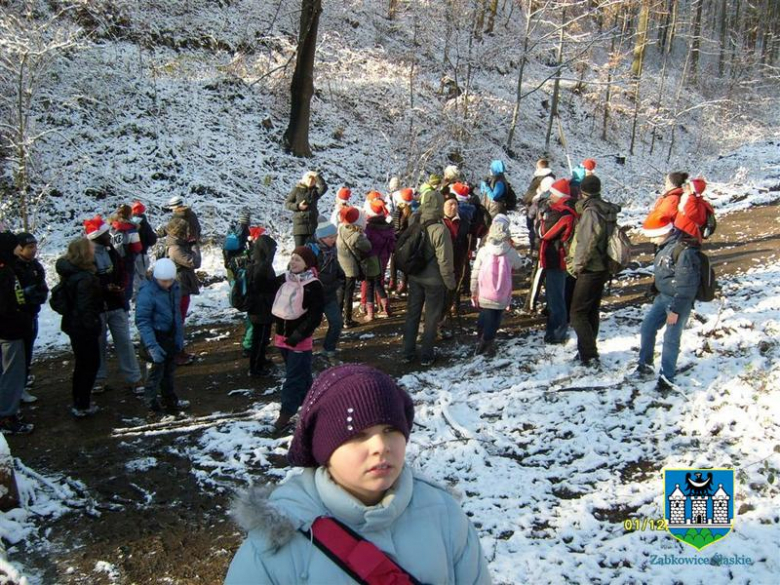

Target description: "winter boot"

left=379, top=297, right=391, bottom=318
left=365, top=303, right=375, bottom=323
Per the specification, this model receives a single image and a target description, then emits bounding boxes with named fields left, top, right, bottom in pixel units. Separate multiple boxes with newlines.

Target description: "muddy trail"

left=7, top=201, right=780, bottom=584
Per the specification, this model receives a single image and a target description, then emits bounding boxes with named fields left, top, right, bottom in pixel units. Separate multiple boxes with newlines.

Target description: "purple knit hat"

left=288, top=364, right=415, bottom=467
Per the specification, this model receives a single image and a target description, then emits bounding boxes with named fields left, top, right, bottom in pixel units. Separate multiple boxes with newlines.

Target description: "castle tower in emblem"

left=712, top=484, right=730, bottom=524
left=669, top=485, right=686, bottom=524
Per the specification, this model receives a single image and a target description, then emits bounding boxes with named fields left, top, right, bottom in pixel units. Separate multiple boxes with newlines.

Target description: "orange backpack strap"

left=301, top=516, right=424, bottom=585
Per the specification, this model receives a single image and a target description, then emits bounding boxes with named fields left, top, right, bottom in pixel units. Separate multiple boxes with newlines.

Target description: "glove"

left=149, top=346, right=166, bottom=363
left=479, top=181, right=488, bottom=194
left=285, top=333, right=303, bottom=347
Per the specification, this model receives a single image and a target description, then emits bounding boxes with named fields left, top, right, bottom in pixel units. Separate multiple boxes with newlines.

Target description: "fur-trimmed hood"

left=225, top=467, right=490, bottom=585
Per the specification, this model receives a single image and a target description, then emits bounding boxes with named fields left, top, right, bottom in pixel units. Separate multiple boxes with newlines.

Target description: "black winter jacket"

left=246, top=235, right=279, bottom=324
left=285, top=177, right=328, bottom=237
left=54, top=258, right=103, bottom=336
left=14, top=257, right=48, bottom=315
left=0, top=262, right=32, bottom=340
left=310, top=239, right=344, bottom=304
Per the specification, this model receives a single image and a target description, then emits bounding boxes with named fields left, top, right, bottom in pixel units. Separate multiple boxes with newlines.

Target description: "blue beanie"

left=315, top=221, right=338, bottom=240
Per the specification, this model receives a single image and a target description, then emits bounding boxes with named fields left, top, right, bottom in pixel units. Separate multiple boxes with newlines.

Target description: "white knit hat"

left=153, top=258, right=177, bottom=280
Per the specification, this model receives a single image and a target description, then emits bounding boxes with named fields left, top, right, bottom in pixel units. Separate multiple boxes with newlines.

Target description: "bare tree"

left=689, top=0, right=704, bottom=83
left=0, top=2, right=84, bottom=231
left=283, top=0, right=322, bottom=158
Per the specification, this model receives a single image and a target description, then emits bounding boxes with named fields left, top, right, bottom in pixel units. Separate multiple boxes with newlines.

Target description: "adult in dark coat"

left=55, top=238, right=104, bottom=418
left=0, top=232, right=33, bottom=434
left=246, top=234, right=279, bottom=377
left=13, top=232, right=48, bottom=402
left=285, top=171, right=328, bottom=246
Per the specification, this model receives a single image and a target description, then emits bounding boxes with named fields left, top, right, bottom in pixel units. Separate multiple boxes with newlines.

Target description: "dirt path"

left=7, top=201, right=780, bottom=584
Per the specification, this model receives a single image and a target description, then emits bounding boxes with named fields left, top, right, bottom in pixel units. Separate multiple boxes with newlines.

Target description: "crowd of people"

left=0, top=159, right=715, bottom=441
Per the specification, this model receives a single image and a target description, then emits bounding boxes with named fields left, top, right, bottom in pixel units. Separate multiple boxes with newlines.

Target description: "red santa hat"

left=689, top=177, right=707, bottom=195
left=369, top=198, right=388, bottom=216
left=549, top=179, right=571, bottom=198
left=337, top=187, right=352, bottom=201
left=399, top=188, right=414, bottom=203
left=642, top=209, right=674, bottom=238
left=451, top=182, right=470, bottom=201
left=131, top=201, right=146, bottom=215
left=366, top=190, right=382, bottom=202
left=248, top=226, right=266, bottom=241
left=582, top=158, right=597, bottom=171
left=339, top=206, right=360, bottom=225
left=84, top=215, right=110, bottom=240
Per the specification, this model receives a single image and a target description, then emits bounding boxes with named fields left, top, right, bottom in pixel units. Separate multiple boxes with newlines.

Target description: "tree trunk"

left=388, top=0, right=399, bottom=20
left=601, top=10, right=623, bottom=142
left=283, top=0, right=322, bottom=158
left=544, top=8, right=565, bottom=154
left=649, top=47, right=670, bottom=155
left=506, top=3, right=534, bottom=151
left=485, top=0, right=499, bottom=35
left=631, top=0, right=650, bottom=78
left=667, top=0, right=678, bottom=54
left=657, top=0, right=673, bottom=52
left=718, top=0, right=728, bottom=76
left=690, top=0, right=703, bottom=83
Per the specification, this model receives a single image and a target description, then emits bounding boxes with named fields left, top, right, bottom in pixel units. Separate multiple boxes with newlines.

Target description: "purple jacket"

left=365, top=216, right=396, bottom=271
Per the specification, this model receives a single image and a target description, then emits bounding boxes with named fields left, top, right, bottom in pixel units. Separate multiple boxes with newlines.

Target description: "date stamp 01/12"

left=623, top=518, right=668, bottom=532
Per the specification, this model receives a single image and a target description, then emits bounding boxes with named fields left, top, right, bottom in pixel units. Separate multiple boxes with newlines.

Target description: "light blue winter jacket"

left=225, top=466, right=491, bottom=584
left=135, top=278, right=184, bottom=353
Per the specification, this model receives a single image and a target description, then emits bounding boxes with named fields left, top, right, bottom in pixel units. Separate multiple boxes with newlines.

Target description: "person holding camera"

left=286, top=171, right=329, bottom=246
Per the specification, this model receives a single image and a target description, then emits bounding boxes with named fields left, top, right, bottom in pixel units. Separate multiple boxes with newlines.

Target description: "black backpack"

left=504, top=181, right=518, bottom=212
left=49, top=280, right=71, bottom=315
left=394, top=217, right=438, bottom=275
left=672, top=244, right=716, bottom=302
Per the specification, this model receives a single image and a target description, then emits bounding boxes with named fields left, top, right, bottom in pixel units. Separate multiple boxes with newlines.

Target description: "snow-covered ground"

left=176, top=245, right=780, bottom=584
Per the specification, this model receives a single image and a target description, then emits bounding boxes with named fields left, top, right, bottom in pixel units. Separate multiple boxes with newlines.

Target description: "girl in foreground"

left=226, top=364, right=491, bottom=584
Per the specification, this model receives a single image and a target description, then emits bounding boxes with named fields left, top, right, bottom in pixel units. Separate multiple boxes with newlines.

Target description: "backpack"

left=504, top=181, right=518, bottom=212
left=229, top=264, right=251, bottom=311
left=477, top=252, right=513, bottom=306
left=49, top=280, right=71, bottom=315
left=673, top=244, right=717, bottom=302
left=223, top=222, right=243, bottom=252
left=702, top=208, right=717, bottom=240
left=394, top=218, right=438, bottom=275
left=606, top=222, right=632, bottom=275
left=272, top=272, right=317, bottom=320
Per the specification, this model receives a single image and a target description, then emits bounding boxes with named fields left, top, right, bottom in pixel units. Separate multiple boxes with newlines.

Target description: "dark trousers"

left=402, top=279, right=446, bottom=361
left=365, top=277, right=387, bottom=305
left=22, top=315, right=38, bottom=381
left=526, top=215, right=537, bottom=251
left=69, top=332, right=100, bottom=409
left=279, top=348, right=312, bottom=416
left=569, top=270, right=609, bottom=362
left=144, top=333, right=178, bottom=406
left=249, top=321, right=272, bottom=373
left=321, top=299, right=343, bottom=352
left=343, top=277, right=358, bottom=322
left=477, top=308, right=504, bottom=342
left=294, top=234, right=309, bottom=247
left=545, top=269, right=569, bottom=342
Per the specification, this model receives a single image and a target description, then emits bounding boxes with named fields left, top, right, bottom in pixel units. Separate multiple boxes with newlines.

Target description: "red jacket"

left=539, top=196, right=577, bottom=269
left=647, top=187, right=684, bottom=227
left=674, top=191, right=714, bottom=243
